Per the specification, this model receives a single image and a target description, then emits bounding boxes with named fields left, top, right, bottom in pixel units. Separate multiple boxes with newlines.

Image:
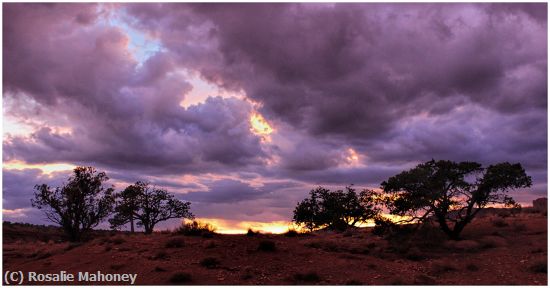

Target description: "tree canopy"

left=109, top=181, right=194, bottom=234
left=381, top=160, right=532, bottom=239
left=31, top=166, right=115, bottom=241
left=292, top=186, right=380, bottom=231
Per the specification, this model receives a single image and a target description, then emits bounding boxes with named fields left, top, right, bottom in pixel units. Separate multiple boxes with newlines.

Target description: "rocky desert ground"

left=3, top=209, right=547, bottom=285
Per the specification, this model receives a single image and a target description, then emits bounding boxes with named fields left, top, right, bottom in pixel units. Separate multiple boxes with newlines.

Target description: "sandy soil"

left=3, top=211, right=547, bottom=285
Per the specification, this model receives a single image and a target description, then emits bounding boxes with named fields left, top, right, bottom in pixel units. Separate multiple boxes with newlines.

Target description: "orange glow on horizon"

left=192, top=218, right=299, bottom=234
left=191, top=214, right=412, bottom=234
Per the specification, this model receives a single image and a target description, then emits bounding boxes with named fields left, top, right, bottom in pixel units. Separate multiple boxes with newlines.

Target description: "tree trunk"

left=130, top=216, right=134, bottom=233
left=144, top=223, right=154, bottom=234
left=435, top=212, right=456, bottom=240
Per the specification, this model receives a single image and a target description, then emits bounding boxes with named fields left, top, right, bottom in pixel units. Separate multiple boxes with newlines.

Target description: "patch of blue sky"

left=99, top=9, right=163, bottom=65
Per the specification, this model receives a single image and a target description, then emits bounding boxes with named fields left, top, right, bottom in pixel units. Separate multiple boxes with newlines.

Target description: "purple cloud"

left=3, top=3, right=546, bottom=228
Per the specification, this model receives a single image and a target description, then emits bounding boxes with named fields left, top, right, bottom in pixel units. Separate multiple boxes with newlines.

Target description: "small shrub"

left=110, top=264, right=125, bottom=270
left=512, top=222, right=527, bottom=232
left=345, top=279, right=363, bottom=285
left=390, top=277, right=407, bottom=285
left=174, top=221, right=217, bottom=237
left=531, top=248, right=544, bottom=254
left=104, top=245, right=112, bottom=252
left=154, top=251, right=168, bottom=260
left=154, top=266, right=167, bottom=272
left=284, top=229, right=299, bottom=237
left=466, top=263, right=479, bottom=271
left=204, top=241, right=217, bottom=249
left=170, top=272, right=192, bottom=283
left=165, top=237, right=185, bottom=248
left=529, top=261, right=547, bottom=274
left=479, top=236, right=506, bottom=249
left=349, top=247, right=370, bottom=255
left=246, top=228, right=258, bottom=237
left=241, top=273, right=253, bottom=280
left=258, top=240, right=276, bottom=252
left=65, top=242, right=82, bottom=251
left=492, top=218, right=508, bottom=227
left=405, top=247, right=425, bottom=261
left=305, top=240, right=340, bottom=252
left=293, top=272, right=321, bottom=283
left=343, top=230, right=354, bottom=237
left=36, top=252, right=52, bottom=260
left=373, top=216, right=398, bottom=236
left=111, top=236, right=126, bottom=245
left=200, top=257, right=220, bottom=269
left=431, top=261, right=457, bottom=274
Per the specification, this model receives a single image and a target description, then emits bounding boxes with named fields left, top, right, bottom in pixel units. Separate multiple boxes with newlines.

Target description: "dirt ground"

left=3, top=210, right=547, bottom=285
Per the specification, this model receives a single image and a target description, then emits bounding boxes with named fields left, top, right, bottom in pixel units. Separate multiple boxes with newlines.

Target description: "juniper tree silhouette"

left=110, top=181, right=194, bottom=234
left=381, top=160, right=532, bottom=240
left=293, top=186, right=380, bottom=231
left=31, top=166, right=115, bottom=242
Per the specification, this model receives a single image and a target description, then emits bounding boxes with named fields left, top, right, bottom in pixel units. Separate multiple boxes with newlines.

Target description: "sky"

left=2, top=3, right=547, bottom=233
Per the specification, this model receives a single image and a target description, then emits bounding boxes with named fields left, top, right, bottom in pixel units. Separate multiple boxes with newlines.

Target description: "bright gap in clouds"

left=3, top=117, right=34, bottom=138
left=250, top=113, right=274, bottom=136
left=179, top=71, right=247, bottom=108
left=4, top=160, right=74, bottom=174
left=101, top=7, right=162, bottom=65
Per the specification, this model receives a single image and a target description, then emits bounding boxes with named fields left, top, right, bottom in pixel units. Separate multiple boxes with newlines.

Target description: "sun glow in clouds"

left=250, top=113, right=274, bottom=136
left=346, top=148, right=359, bottom=163
left=343, top=147, right=364, bottom=168
left=4, top=160, right=74, bottom=174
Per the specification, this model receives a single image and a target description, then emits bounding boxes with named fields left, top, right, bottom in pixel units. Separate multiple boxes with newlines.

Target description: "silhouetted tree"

left=292, top=186, right=380, bottom=231
left=110, top=182, right=194, bottom=234
left=109, top=182, right=142, bottom=233
left=381, top=160, right=532, bottom=240
left=31, top=167, right=115, bottom=242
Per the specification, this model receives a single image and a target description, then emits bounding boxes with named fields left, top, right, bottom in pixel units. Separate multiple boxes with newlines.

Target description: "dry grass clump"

left=292, top=272, right=321, bottom=283
left=246, top=228, right=260, bottom=237
left=529, top=261, right=547, bottom=274
left=284, top=229, right=300, bottom=237
left=165, top=237, right=185, bottom=248
left=405, top=247, right=426, bottom=261
left=431, top=260, right=458, bottom=274
left=174, top=221, right=217, bottom=237
left=466, top=263, right=479, bottom=271
left=305, top=240, right=341, bottom=252
left=512, top=222, right=527, bottom=232
left=492, top=217, right=508, bottom=227
left=200, top=257, right=221, bottom=269
left=258, top=240, right=276, bottom=252
left=345, top=279, right=363, bottom=285
left=170, top=272, right=192, bottom=283
left=108, top=236, right=126, bottom=245
left=153, top=250, right=169, bottom=260
left=478, top=236, right=506, bottom=249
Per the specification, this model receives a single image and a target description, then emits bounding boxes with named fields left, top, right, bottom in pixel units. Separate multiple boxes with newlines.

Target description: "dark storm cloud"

left=124, top=2, right=546, bottom=206
left=3, top=4, right=268, bottom=176
left=184, top=179, right=265, bottom=204
left=126, top=3, right=546, bottom=136
left=183, top=179, right=302, bottom=204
